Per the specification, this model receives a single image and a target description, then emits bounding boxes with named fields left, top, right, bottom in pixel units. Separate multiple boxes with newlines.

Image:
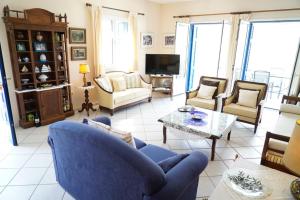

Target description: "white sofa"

left=94, top=71, right=152, bottom=115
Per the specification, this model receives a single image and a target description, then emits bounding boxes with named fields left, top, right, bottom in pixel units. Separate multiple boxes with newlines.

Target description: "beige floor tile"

left=187, top=140, right=210, bottom=149
left=0, top=169, right=19, bottom=186
left=40, top=167, right=57, bottom=184
left=30, top=184, right=64, bottom=200
left=209, top=176, right=223, bottom=186
left=63, top=192, right=76, bottom=200
left=167, top=140, right=191, bottom=150
left=24, top=154, right=52, bottom=168
left=215, top=148, right=239, bottom=160
left=0, top=154, right=31, bottom=169
left=9, top=168, right=47, bottom=185
left=205, top=161, right=228, bottom=176
left=0, top=185, right=36, bottom=200
left=197, top=177, right=215, bottom=198
left=234, top=147, right=261, bottom=159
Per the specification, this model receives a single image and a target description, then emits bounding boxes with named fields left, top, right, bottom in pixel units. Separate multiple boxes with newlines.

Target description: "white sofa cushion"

left=237, top=89, right=259, bottom=108
left=125, top=73, right=141, bottom=89
left=114, top=88, right=151, bottom=106
left=280, top=104, right=300, bottom=115
left=111, top=77, right=127, bottom=92
left=95, top=76, right=113, bottom=92
left=197, top=84, right=217, bottom=100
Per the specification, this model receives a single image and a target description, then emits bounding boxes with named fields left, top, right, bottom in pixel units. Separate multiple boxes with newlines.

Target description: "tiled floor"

left=0, top=93, right=280, bottom=200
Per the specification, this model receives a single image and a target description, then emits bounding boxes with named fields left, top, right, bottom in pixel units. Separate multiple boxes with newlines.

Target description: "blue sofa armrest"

left=145, top=151, right=208, bottom=200
left=93, top=116, right=111, bottom=126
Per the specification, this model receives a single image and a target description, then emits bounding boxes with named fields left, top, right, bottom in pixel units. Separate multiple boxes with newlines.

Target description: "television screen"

left=145, top=54, right=180, bottom=75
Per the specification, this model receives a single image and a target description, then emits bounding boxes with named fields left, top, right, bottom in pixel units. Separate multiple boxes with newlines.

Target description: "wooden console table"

left=150, top=75, right=173, bottom=98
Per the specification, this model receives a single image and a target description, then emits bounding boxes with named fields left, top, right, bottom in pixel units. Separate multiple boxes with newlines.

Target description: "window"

left=102, top=15, right=129, bottom=69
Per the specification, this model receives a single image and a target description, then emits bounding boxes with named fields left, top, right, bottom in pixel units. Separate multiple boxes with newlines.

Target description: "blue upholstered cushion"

left=139, top=144, right=177, bottom=163
left=157, top=154, right=189, bottom=173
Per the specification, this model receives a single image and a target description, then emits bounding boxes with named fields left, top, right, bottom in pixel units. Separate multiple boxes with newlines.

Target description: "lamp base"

left=291, top=178, right=300, bottom=200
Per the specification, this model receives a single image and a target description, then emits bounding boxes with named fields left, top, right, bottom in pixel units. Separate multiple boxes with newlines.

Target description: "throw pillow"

left=111, top=77, right=127, bottom=92
left=157, top=154, right=188, bottom=173
left=84, top=119, right=136, bottom=148
left=125, top=73, right=141, bottom=89
left=95, top=76, right=113, bottom=92
left=197, top=84, right=217, bottom=100
left=201, top=80, right=220, bottom=98
left=237, top=89, right=260, bottom=108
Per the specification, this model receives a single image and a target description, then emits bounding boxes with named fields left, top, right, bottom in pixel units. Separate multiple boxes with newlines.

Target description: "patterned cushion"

left=265, top=150, right=284, bottom=165
left=95, top=76, right=113, bottom=92
left=111, top=77, right=127, bottom=92
left=125, top=73, right=141, bottom=89
left=85, top=119, right=136, bottom=148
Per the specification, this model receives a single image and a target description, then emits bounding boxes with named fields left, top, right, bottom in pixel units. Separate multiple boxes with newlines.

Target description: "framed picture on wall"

left=71, top=47, right=87, bottom=60
left=163, top=34, right=175, bottom=47
left=69, top=28, right=86, bottom=44
left=141, top=33, right=154, bottom=48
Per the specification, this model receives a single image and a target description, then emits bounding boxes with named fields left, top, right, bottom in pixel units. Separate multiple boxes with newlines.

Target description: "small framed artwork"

left=71, top=47, right=87, bottom=60
left=69, top=28, right=86, bottom=44
left=141, top=33, right=154, bottom=48
left=163, top=34, right=175, bottom=47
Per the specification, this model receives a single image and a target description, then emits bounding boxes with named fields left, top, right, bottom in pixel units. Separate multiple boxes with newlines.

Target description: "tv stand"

left=150, top=75, right=173, bottom=99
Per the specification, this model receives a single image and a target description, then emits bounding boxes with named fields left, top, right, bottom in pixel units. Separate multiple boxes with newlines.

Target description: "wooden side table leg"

left=163, top=126, right=167, bottom=144
left=211, top=137, right=216, bottom=161
left=227, top=131, right=231, bottom=141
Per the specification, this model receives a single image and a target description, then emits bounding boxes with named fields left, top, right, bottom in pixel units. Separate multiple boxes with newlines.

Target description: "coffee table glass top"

left=158, top=108, right=237, bottom=138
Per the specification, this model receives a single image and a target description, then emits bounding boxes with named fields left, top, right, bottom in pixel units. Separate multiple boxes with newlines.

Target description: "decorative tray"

left=223, top=168, right=272, bottom=199
left=178, top=105, right=194, bottom=112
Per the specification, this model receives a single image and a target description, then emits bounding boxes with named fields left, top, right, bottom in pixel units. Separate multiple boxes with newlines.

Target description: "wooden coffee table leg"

left=227, top=131, right=231, bottom=141
left=211, top=137, right=216, bottom=161
left=163, top=126, right=167, bottom=144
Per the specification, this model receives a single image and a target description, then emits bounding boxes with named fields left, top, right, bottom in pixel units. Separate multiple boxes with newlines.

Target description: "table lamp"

left=79, top=64, right=90, bottom=87
left=283, top=120, right=300, bottom=200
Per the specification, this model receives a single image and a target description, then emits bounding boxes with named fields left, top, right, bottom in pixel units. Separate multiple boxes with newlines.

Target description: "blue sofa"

left=48, top=116, right=208, bottom=200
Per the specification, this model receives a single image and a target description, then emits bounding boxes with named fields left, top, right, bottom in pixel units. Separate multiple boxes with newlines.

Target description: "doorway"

left=0, top=44, right=18, bottom=146
left=234, top=21, right=300, bottom=109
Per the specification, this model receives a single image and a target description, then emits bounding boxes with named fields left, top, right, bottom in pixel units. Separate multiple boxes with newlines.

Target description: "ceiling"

left=148, top=0, right=196, bottom=4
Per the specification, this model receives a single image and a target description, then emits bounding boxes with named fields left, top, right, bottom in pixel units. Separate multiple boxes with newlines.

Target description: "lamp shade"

left=283, top=120, right=300, bottom=176
left=79, top=64, right=90, bottom=74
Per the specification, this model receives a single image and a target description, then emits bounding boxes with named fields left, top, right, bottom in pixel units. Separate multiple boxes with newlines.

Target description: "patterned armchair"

left=221, top=80, right=268, bottom=133
left=186, top=76, right=228, bottom=111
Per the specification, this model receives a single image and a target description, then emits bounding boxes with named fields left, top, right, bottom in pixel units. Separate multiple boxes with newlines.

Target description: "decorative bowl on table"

left=21, top=78, right=30, bottom=84
left=223, top=168, right=272, bottom=199
left=178, top=105, right=194, bottom=112
left=189, top=110, right=208, bottom=120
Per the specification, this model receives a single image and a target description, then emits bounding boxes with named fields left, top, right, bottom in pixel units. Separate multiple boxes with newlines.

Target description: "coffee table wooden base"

left=162, top=126, right=231, bottom=161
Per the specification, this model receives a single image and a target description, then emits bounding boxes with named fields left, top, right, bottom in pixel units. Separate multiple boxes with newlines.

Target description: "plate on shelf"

left=223, top=168, right=272, bottom=199
left=189, top=110, right=207, bottom=120
left=21, top=78, right=30, bottom=84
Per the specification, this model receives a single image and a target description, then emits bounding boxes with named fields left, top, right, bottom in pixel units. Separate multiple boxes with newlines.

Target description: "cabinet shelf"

left=20, top=72, right=33, bottom=75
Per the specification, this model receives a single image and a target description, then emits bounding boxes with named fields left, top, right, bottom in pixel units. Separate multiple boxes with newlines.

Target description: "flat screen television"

left=145, top=54, right=180, bottom=75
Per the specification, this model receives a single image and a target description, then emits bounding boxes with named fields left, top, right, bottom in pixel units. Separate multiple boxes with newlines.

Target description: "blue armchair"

left=48, top=117, right=208, bottom=200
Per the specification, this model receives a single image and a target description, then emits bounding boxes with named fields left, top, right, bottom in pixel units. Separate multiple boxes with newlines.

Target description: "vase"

left=40, top=54, right=47, bottom=62
left=36, top=32, right=43, bottom=42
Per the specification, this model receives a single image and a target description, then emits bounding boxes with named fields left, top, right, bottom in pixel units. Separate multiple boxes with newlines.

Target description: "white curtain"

left=128, top=12, right=138, bottom=72
left=89, top=6, right=105, bottom=77
left=226, top=14, right=251, bottom=92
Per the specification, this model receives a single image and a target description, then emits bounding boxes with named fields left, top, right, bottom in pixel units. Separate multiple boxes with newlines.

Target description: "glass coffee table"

left=158, top=108, right=237, bottom=161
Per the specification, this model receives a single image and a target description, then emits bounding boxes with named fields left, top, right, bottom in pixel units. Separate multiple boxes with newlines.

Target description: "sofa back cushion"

left=236, top=89, right=260, bottom=108
left=235, top=81, right=267, bottom=103
left=202, top=77, right=227, bottom=94
left=125, top=73, right=141, bottom=89
left=84, top=119, right=136, bottom=148
left=111, top=77, right=127, bottom=91
left=95, top=76, right=113, bottom=92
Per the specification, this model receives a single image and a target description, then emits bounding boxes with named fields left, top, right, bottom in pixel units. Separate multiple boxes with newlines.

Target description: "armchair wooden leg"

left=148, top=97, right=152, bottom=102
left=110, top=109, right=114, bottom=116
left=254, top=124, right=258, bottom=133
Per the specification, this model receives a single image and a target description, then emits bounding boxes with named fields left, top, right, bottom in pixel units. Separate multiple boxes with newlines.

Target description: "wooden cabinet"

left=37, top=89, right=64, bottom=125
left=3, top=6, right=74, bottom=128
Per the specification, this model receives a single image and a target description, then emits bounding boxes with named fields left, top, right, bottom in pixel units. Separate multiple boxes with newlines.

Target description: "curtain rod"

left=173, top=7, right=300, bottom=18
left=86, top=3, right=145, bottom=16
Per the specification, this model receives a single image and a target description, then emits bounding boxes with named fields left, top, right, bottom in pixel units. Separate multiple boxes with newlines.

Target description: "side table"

left=78, top=85, right=96, bottom=116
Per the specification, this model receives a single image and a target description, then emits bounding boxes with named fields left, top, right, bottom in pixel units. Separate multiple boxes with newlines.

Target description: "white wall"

left=0, top=0, right=161, bottom=125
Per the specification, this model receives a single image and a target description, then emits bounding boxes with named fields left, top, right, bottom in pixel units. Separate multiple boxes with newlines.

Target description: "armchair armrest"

left=281, top=95, right=300, bottom=104
left=186, top=89, right=198, bottom=102
left=222, top=95, right=235, bottom=107
left=146, top=151, right=208, bottom=199
left=261, top=131, right=290, bottom=161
